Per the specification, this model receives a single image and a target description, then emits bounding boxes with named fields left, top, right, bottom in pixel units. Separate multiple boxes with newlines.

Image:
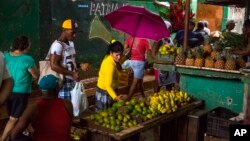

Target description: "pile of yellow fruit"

left=148, top=90, right=191, bottom=114
left=158, top=44, right=179, bottom=55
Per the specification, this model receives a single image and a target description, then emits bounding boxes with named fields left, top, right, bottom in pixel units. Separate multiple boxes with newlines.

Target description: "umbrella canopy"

left=104, top=5, right=170, bottom=41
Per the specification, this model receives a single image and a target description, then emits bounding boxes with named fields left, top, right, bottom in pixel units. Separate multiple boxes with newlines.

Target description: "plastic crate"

left=207, top=107, right=238, bottom=139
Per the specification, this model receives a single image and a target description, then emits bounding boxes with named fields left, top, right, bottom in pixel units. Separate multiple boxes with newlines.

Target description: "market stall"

left=80, top=100, right=203, bottom=141
left=154, top=63, right=244, bottom=113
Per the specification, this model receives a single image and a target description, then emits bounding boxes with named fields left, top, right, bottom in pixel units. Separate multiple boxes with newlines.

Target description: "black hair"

left=11, top=35, right=30, bottom=52
left=105, top=41, right=124, bottom=55
left=203, top=21, right=208, bottom=27
left=197, top=22, right=204, bottom=29
left=244, top=19, right=250, bottom=29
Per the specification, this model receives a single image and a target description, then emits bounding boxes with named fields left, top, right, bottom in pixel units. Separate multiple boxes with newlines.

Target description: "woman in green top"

left=1, top=35, right=39, bottom=141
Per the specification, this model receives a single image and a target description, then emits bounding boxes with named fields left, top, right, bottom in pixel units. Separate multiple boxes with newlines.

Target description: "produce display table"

left=80, top=100, right=203, bottom=141
left=154, top=63, right=244, bottom=113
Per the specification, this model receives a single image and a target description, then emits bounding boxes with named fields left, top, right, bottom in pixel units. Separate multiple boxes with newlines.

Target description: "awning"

left=204, top=0, right=246, bottom=7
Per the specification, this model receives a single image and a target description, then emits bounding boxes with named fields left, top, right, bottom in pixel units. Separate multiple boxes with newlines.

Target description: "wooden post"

left=246, top=0, right=250, bottom=19
left=243, top=75, right=250, bottom=123
left=184, top=0, right=191, bottom=50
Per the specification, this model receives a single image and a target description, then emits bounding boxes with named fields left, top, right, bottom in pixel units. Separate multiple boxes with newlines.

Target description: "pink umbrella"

left=104, top=5, right=170, bottom=41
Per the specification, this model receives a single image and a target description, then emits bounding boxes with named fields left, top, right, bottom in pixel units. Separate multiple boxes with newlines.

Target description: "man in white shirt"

left=203, top=20, right=211, bottom=36
left=0, top=51, right=13, bottom=106
left=50, top=19, right=89, bottom=100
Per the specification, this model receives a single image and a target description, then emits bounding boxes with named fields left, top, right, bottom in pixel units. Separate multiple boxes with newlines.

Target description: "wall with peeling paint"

left=0, top=0, right=40, bottom=62
left=0, top=0, right=165, bottom=78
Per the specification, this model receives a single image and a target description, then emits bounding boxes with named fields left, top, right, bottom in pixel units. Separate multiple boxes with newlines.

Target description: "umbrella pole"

left=184, top=0, right=191, bottom=50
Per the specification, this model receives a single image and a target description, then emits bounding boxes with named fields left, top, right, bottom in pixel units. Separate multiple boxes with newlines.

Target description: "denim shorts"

left=130, top=60, right=145, bottom=79
left=7, top=93, right=29, bottom=118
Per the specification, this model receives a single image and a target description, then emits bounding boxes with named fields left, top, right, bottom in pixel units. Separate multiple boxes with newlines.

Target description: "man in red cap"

left=49, top=19, right=89, bottom=100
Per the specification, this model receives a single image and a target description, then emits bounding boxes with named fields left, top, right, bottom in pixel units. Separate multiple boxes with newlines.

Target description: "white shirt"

left=204, top=27, right=211, bottom=36
left=0, top=52, right=11, bottom=87
left=50, top=40, right=77, bottom=79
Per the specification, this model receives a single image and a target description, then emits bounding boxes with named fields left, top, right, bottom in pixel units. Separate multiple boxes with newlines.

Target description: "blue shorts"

left=7, top=93, right=29, bottom=118
left=130, top=60, right=145, bottom=79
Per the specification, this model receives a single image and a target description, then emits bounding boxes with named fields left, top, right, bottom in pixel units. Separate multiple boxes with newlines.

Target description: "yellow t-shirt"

left=97, top=55, right=119, bottom=99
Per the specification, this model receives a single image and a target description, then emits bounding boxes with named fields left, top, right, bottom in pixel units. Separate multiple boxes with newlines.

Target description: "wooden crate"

left=159, top=109, right=208, bottom=141
left=160, top=116, right=189, bottom=141
left=204, top=134, right=228, bottom=141
left=81, top=101, right=203, bottom=141
left=86, top=131, right=140, bottom=141
left=187, top=110, right=208, bottom=141
left=119, top=70, right=133, bottom=87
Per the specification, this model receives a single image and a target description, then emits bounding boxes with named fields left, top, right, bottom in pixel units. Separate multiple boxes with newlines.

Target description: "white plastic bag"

left=71, top=82, right=88, bottom=117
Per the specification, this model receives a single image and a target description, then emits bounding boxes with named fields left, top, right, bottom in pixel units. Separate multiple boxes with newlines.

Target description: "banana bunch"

left=174, top=90, right=191, bottom=106
left=148, top=90, right=191, bottom=115
left=158, top=44, right=178, bottom=55
left=71, top=127, right=86, bottom=141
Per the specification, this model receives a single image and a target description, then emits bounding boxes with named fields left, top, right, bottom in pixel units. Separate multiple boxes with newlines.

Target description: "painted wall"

left=0, top=0, right=40, bottom=62
left=196, top=3, right=223, bottom=32
left=227, top=6, right=245, bottom=34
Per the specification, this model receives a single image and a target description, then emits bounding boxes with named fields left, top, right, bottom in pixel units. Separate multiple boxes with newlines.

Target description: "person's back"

left=1, top=36, right=39, bottom=141
left=125, top=36, right=150, bottom=61
left=33, top=98, right=71, bottom=141
left=4, top=52, right=35, bottom=93
left=174, top=30, right=197, bottom=47
left=10, top=75, right=73, bottom=141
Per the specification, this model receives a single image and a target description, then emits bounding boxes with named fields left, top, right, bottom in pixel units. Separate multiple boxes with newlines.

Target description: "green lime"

left=114, top=126, right=121, bottom=132
left=110, top=125, right=115, bottom=130
left=133, top=119, right=137, bottom=126
left=130, top=98, right=137, bottom=105
left=116, top=119, right=121, bottom=126
left=127, top=105, right=134, bottom=113
left=117, top=114, right=123, bottom=121
left=122, top=122, right=128, bottom=128
left=110, top=120, right=116, bottom=126
left=90, top=114, right=95, bottom=120
left=128, top=121, right=133, bottom=127
left=139, top=102, right=145, bottom=107
left=104, top=117, right=109, bottom=123
left=100, top=111, right=108, bottom=117
left=105, top=124, right=110, bottom=129
left=142, top=110, right=148, bottom=116
left=123, top=117, right=128, bottom=123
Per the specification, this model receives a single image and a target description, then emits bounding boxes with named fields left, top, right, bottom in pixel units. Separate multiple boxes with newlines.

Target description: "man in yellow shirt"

left=96, top=40, right=127, bottom=111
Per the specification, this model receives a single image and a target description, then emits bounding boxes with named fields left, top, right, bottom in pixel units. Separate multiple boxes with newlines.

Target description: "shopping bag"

left=38, top=41, right=64, bottom=85
left=38, top=60, right=63, bottom=85
left=71, top=82, right=88, bottom=117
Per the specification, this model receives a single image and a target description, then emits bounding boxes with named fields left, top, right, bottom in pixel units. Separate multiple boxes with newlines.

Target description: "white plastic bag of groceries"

left=70, top=82, right=88, bottom=117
